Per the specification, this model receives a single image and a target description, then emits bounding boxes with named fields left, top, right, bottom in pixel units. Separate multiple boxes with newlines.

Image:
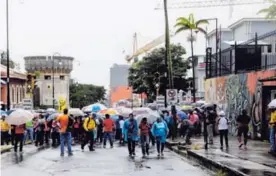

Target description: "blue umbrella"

left=110, top=115, right=119, bottom=121
left=177, top=111, right=188, bottom=120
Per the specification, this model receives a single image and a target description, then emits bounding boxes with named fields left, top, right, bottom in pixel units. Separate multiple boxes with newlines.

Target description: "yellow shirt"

left=83, top=117, right=96, bottom=131
left=0, top=120, right=10, bottom=132
left=270, top=111, right=276, bottom=128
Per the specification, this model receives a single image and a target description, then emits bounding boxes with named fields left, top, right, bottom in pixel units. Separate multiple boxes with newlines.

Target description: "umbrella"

left=177, top=111, right=188, bottom=120
left=98, top=108, right=118, bottom=116
left=147, top=103, right=158, bottom=110
left=46, top=108, right=56, bottom=113
left=132, top=107, right=153, bottom=116
left=268, top=99, right=276, bottom=109
left=110, top=115, right=119, bottom=121
left=69, top=108, right=85, bottom=116
left=115, top=107, right=132, bottom=117
left=47, top=113, right=61, bottom=121
left=135, top=111, right=160, bottom=124
left=82, top=103, right=107, bottom=113
left=6, top=109, right=34, bottom=125
left=202, top=103, right=215, bottom=110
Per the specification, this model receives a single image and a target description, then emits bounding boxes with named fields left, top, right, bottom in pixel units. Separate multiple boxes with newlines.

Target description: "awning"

left=0, top=79, right=6, bottom=85
left=223, top=40, right=269, bottom=46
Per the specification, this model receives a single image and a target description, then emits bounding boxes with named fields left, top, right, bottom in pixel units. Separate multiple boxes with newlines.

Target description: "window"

left=261, top=46, right=264, bottom=53
left=60, top=75, right=65, bottom=80
left=44, top=75, right=51, bottom=80
left=267, top=45, right=272, bottom=53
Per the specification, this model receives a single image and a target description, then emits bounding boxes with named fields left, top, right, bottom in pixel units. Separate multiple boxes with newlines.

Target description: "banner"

left=58, top=96, right=67, bottom=113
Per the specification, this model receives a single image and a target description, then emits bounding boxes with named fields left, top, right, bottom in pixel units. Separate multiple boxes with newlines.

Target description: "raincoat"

left=151, top=121, right=168, bottom=143
left=122, top=119, right=138, bottom=142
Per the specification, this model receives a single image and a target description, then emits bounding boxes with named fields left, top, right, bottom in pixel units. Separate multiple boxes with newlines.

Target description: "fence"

left=206, top=30, right=276, bottom=79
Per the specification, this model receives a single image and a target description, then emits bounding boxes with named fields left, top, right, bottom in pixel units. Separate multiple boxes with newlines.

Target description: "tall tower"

left=24, top=56, right=74, bottom=108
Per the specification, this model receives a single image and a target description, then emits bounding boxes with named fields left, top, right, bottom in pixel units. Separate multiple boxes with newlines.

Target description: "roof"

left=207, top=28, right=231, bottom=37
left=0, top=64, right=26, bottom=80
left=228, top=18, right=276, bottom=29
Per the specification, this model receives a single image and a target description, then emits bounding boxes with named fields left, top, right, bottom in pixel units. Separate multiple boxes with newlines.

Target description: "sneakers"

left=157, top=153, right=160, bottom=157
left=60, top=153, right=64, bottom=157
left=220, top=146, right=223, bottom=150
left=103, top=145, right=106, bottom=148
left=239, top=143, right=244, bottom=149
left=90, top=148, right=95, bottom=151
left=161, top=152, right=164, bottom=157
left=68, top=152, right=73, bottom=156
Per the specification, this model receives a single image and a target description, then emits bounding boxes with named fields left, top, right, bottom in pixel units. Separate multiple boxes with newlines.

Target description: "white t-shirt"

left=218, top=117, right=228, bottom=130
left=119, top=120, right=124, bottom=129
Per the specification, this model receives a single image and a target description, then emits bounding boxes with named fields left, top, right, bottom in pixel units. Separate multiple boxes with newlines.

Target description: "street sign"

left=156, top=95, right=165, bottom=108
left=166, top=89, right=177, bottom=105
left=22, top=98, right=33, bottom=110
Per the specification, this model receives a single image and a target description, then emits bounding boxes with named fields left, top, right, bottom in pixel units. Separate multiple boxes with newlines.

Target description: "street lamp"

left=5, top=0, right=11, bottom=110
left=52, top=52, right=62, bottom=109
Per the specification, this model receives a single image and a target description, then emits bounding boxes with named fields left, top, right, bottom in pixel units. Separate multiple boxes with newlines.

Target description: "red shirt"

left=15, top=124, right=26, bottom=134
left=104, top=119, right=114, bottom=132
left=139, top=123, right=150, bottom=136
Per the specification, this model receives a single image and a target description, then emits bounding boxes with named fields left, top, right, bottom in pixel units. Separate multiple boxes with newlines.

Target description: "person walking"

left=118, top=116, right=124, bottom=145
left=73, top=117, right=80, bottom=143
left=269, top=108, right=276, bottom=153
left=44, top=118, right=51, bottom=145
left=24, top=119, right=34, bottom=144
left=164, top=112, right=172, bottom=138
left=1, top=115, right=10, bottom=145
left=151, top=117, right=169, bottom=157
left=14, top=124, right=26, bottom=152
left=56, top=108, right=73, bottom=156
left=185, top=111, right=198, bottom=145
left=35, top=114, right=46, bottom=147
left=123, top=113, right=138, bottom=157
left=96, top=117, right=104, bottom=143
left=206, top=108, right=216, bottom=144
left=139, top=117, right=150, bottom=158
left=81, top=113, right=96, bottom=151
left=236, top=109, right=251, bottom=150
left=216, top=111, right=229, bottom=150
left=103, top=114, right=115, bottom=148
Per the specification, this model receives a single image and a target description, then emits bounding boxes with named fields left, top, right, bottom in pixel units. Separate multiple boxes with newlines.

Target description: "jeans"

left=140, top=135, right=149, bottom=155
left=14, top=134, right=24, bottom=152
left=52, top=131, right=60, bottom=147
left=270, top=128, right=275, bottom=152
left=81, top=131, right=94, bottom=150
left=156, top=136, right=164, bottom=153
left=97, top=128, right=103, bottom=143
left=60, top=132, right=72, bottom=154
left=1, top=131, right=10, bottom=145
left=219, top=129, right=228, bottom=147
left=103, top=132, right=113, bottom=147
left=24, top=127, right=34, bottom=144
left=207, top=124, right=214, bottom=143
left=127, top=138, right=135, bottom=155
left=35, top=131, right=44, bottom=146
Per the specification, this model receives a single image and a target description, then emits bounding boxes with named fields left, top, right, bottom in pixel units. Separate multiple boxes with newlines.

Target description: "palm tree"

left=258, top=0, right=276, bottom=19
left=174, top=13, right=208, bottom=102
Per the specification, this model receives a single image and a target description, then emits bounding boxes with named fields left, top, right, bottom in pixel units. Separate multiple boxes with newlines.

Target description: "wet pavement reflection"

left=1, top=144, right=211, bottom=176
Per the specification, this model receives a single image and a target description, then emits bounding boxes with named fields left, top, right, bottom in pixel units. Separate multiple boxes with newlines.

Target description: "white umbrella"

left=132, top=107, right=153, bottom=116
left=7, top=109, right=34, bottom=125
left=115, top=107, right=132, bottom=117
left=135, top=111, right=160, bottom=124
left=46, top=108, right=56, bottom=113
left=69, top=108, right=85, bottom=116
left=268, top=99, right=276, bottom=109
left=82, top=103, right=107, bottom=113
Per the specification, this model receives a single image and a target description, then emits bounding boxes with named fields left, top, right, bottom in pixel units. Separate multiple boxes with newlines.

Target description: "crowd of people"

left=1, top=104, right=275, bottom=156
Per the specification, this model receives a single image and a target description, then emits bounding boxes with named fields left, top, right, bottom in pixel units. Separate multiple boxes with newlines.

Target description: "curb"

left=166, top=142, right=247, bottom=176
left=1, top=141, right=32, bottom=154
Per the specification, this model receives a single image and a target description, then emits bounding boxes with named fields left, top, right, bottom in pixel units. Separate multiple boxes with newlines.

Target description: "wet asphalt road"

left=1, top=144, right=211, bottom=176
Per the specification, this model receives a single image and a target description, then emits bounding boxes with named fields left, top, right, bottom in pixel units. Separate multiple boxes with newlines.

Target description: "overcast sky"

left=0, top=0, right=268, bottom=89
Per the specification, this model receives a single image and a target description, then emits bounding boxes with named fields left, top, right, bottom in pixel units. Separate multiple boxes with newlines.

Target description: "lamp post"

left=6, top=0, right=10, bottom=110
left=52, top=52, right=62, bottom=109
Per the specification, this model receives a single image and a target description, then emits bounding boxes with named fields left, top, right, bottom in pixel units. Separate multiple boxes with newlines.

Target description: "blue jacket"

left=122, top=119, right=138, bottom=141
left=151, top=121, right=168, bottom=143
left=165, top=115, right=172, bottom=125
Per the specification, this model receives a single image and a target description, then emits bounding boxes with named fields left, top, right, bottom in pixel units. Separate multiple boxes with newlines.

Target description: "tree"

left=69, top=83, right=106, bottom=108
left=128, top=44, right=190, bottom=102
left=1, top=51, right=15, bottom=69
left=258, top=0, right=276, bottom=19
left=174, top=13, right=208, bottom=102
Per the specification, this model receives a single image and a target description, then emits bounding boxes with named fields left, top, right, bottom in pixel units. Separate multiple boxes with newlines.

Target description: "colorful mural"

left=205, top=70, right=276, bottom=138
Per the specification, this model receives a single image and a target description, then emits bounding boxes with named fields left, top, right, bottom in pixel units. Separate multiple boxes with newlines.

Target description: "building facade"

left=24, top=56, right=74, bottom=108
left=0, top=64, right=26, bottom=109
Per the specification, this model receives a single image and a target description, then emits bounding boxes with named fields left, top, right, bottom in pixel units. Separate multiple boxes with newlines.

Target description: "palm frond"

left=188, top=13, right=195, bottom=26
left=195, top=20, right=209, bottom=27
left=197, top=27, right=208, bottom=35
left=258, top=8, right=271, bottom=14
left=176, top=17, right=190, bottom=25
left=175, top=26, right=190, bottom=34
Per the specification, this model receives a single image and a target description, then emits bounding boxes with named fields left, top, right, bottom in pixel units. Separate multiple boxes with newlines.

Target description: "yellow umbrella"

left=98, top=108, right=118, bottom=116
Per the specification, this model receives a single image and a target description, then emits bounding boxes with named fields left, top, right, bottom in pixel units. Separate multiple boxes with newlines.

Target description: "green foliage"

left=175, top=13, right=209, bottom=36
left=34, top=71, right=41, bottom=78
left=216, top=170, right=227, bottom=176
left=258, top=0, right=276, bottom=19
left=128, top=44, right=190, bottom=102
left=69, top=83, right=106, bottom=108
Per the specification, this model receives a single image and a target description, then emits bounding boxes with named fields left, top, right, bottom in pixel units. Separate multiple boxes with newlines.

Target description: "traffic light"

left=154, top=72, right=160, bottom=84
left=26, top=74, right=32, bottom=93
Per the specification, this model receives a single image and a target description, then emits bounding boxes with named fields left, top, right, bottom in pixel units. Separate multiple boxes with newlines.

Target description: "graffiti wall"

left=205, top=70, right=276, bottom=138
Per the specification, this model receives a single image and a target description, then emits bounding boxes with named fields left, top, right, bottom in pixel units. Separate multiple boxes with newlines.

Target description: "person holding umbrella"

left=14, top=123, right=26, bottom=152
left=123, top=113, right=138, bottom=157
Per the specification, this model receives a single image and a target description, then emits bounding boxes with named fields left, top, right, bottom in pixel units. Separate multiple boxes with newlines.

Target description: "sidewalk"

left=1, top=141, right=32, bottom=154
left=166, top=136, right=276, bottom=176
